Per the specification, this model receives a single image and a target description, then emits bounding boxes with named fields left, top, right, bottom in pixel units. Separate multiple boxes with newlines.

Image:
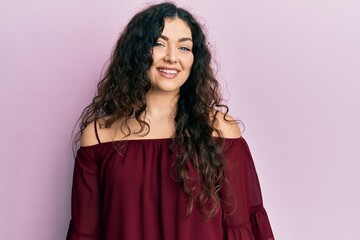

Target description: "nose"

left=164, top=47, right=178, bottom=63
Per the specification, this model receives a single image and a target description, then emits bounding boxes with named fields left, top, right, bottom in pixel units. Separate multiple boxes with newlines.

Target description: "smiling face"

left=147, top=18, right=194, bottom=95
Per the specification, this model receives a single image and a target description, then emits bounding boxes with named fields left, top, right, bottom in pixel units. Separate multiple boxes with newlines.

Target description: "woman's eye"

left=154, top=42, right=165, bottom=47
left=179, top=47, right=191, bottom=51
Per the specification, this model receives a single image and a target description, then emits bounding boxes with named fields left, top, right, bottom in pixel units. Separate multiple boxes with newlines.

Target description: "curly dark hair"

left=73, top=2, right=235, bottom=220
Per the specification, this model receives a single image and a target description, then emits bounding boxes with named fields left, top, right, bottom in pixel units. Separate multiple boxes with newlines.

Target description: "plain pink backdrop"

left=1, top=0, right=359, bottom=239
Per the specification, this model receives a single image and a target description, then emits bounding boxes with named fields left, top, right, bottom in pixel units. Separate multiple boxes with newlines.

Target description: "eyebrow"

left=159, top=35, right=193, bottom=42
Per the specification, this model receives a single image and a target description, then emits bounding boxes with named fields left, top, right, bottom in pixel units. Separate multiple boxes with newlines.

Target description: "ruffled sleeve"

left=66, top=146, right=103, bottom=240
left=221, top=138, right=274, bottom=240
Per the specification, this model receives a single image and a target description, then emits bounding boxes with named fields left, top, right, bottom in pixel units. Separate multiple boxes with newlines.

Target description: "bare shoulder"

left=80, top=120, right=100, bottom=147
left=212, top=111, right=242, bottom=138
left=81, top=116, right=125, bottom=146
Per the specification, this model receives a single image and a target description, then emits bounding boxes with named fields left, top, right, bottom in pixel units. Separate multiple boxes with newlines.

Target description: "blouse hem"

left=224, top=206, right=274, bottom=240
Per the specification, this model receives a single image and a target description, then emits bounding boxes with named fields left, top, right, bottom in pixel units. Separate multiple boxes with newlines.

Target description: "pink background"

left=1, top=0, right=359, bottom=239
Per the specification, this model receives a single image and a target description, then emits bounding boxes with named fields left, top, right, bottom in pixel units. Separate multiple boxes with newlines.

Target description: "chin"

left=151, top=87, right=181, bottom=94
left=149, top=80, right=187, bottom=94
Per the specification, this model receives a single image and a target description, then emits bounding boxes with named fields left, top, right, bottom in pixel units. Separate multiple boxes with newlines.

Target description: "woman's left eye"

left=179, top=47, right=191, bottom=51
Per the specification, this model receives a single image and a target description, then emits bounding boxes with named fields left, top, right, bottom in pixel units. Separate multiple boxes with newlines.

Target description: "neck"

left=144, top=90, right=179, bottom=119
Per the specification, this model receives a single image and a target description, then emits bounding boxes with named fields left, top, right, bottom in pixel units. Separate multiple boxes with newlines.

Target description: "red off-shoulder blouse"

left=66, top=136, right=274, bottom=240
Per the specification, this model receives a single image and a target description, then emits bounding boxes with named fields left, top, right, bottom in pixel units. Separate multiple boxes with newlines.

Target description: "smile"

left=157, top=68, right=179, bottom=78
left=158, top=68, right=178, bottom=74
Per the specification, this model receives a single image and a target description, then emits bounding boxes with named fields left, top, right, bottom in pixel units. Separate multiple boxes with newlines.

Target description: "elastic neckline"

left=79, top=136, right=244, bottom=149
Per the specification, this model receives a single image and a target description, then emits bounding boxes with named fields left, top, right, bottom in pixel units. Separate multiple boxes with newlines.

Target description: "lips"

left=157, top=67, right=179, bottom=78
left=158, top=68, right=178, bottom=74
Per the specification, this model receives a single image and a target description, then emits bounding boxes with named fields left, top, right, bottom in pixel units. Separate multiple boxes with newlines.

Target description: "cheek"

left=151, top=48, right=165, bottom=63
left=187, top=56, right=194, bottom=70
left=182, top=55, right=194, bottom=70
left=147, top=66, right=156, bottom=80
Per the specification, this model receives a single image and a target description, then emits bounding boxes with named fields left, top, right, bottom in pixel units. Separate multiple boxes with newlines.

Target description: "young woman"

left=66, top=2, right=274, bottom=240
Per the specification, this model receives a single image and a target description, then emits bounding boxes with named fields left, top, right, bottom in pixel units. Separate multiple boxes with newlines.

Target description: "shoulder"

left=81, top=116, right=124, bottom=146
left=80, top=120, right=100, bottom=147
left=212, top=111, right=242, bottom=138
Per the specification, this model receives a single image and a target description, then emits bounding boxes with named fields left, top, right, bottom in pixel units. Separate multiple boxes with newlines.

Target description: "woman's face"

left=147, top=18, right=194, bottom=94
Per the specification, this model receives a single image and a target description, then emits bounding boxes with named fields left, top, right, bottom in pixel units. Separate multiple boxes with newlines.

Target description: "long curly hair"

left=73, top=2, right=234, bottom=220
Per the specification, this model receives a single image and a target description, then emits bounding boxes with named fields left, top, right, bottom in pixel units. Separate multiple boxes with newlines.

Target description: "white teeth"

left=159, top=69, right=177, bottom=75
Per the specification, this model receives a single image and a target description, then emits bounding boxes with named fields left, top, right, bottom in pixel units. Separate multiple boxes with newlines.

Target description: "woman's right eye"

left=154, top=42, right=165, bottom=47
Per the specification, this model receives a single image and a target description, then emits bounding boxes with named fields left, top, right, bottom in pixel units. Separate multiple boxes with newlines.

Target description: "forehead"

left=161, top=18, right=192, bottom=39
